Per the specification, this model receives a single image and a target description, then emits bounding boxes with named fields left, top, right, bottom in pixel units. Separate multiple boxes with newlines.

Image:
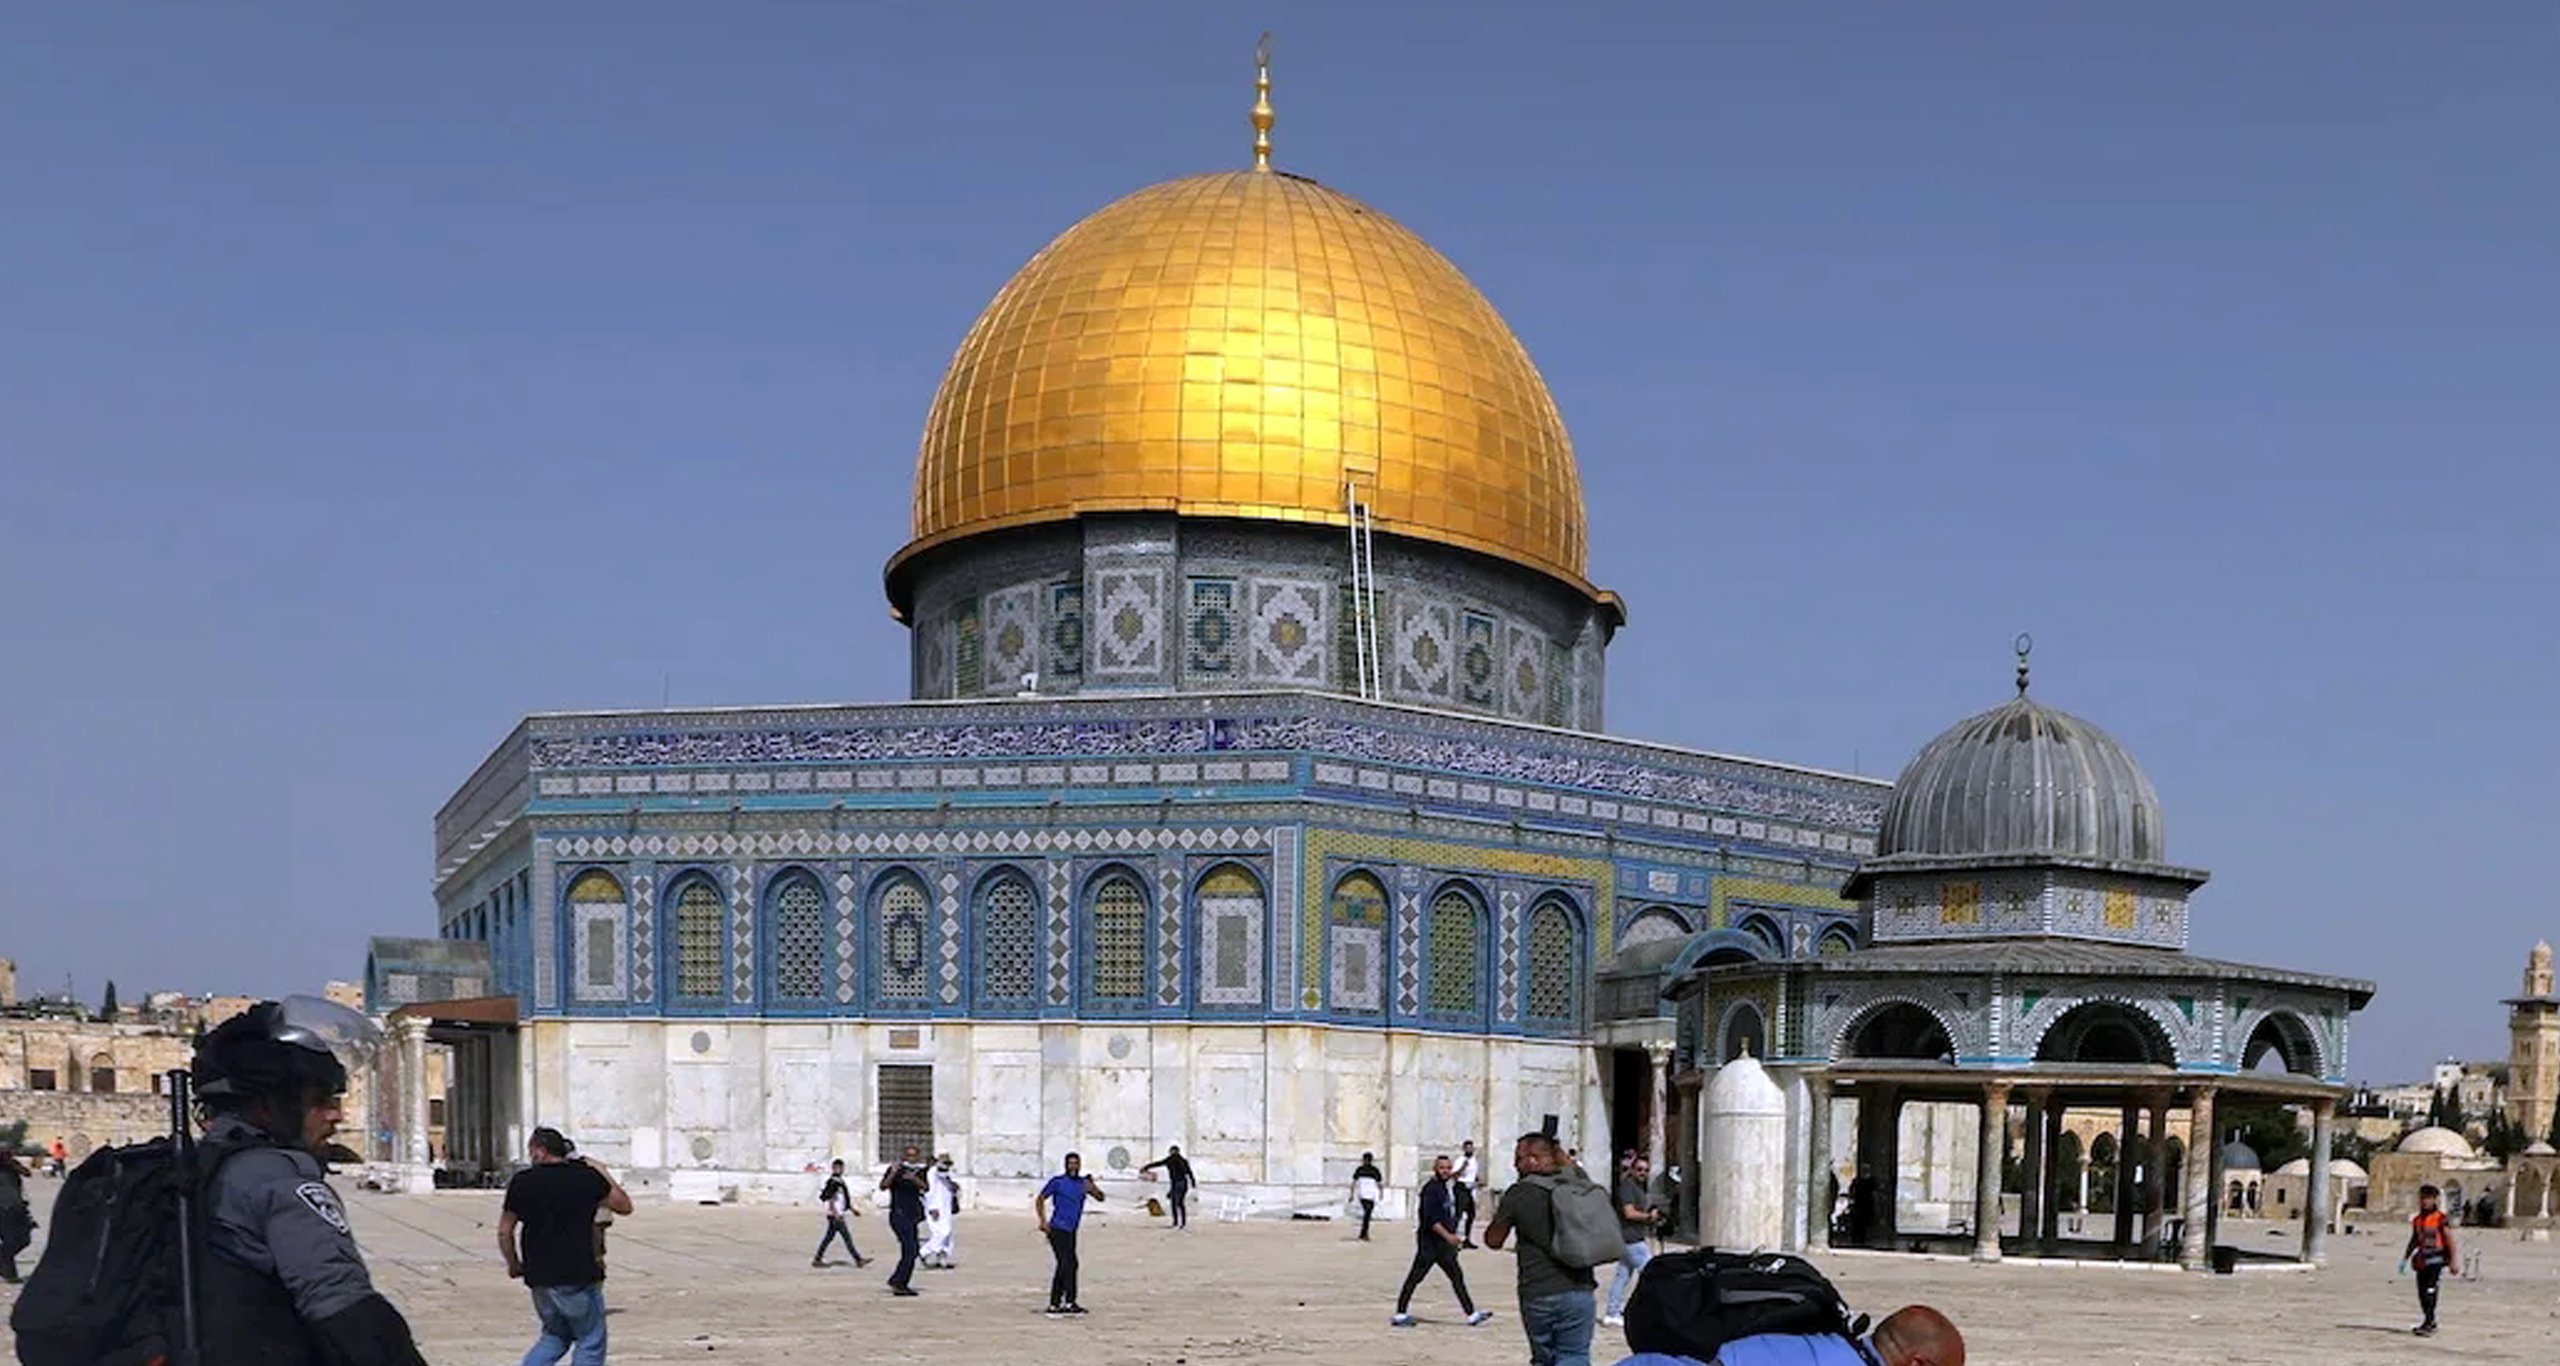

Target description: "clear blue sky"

left=3, top=4, right=2551, bottom=1082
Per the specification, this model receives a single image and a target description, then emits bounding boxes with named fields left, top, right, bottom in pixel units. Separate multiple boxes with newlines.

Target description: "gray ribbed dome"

left=1875, top=695, right=2165, bottom=864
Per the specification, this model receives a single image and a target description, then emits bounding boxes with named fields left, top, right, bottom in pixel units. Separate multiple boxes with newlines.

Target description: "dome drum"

left=901, top=513, right=1612, bottom=729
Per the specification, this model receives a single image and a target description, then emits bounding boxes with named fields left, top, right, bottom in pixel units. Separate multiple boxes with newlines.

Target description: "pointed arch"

left=1327, top=870, right=1390, bottom=1016
left=1194, top=862, right=1266, bottom=1009
left=1082, top=865, right=1151, bottom=1010
left=664, top=871, right=726, bottom=1004
left=871, top=868, right=932, bottom=1007
left=973, top=866, right=1040, bottom=1012
left=764, top=867, right=827, bottom=1004
left=1425, top=881, right=1488, bottom=1025
left=1523, top=895, right=1582, bottom=1032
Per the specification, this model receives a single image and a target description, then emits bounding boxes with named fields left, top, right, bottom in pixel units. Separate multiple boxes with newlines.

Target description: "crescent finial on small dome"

left=2014, top=632, right=2034, bottom=697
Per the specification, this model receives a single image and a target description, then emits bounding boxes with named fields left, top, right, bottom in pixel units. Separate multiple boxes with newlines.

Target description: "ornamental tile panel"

left=1249, top=578, right=1327, bottom=684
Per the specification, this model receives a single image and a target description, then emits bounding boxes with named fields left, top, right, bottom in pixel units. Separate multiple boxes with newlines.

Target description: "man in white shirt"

left=1453, top=1139, right=1483, bottom=1248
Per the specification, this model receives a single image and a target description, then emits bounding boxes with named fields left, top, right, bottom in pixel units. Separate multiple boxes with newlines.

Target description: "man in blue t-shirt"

left=1035, top=1152, right=1107, bottom=1315
left=1609, top=1304, right=1965, bottom=1366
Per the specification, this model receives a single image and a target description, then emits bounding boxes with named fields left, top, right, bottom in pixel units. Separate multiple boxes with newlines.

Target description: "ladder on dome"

left=1345, top=480, right=1383, bottom=700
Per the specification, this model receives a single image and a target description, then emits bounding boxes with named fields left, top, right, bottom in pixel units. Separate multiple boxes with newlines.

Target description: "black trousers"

left=1358, top=1199, right=1376, bottom=1240
left=1395, top=1239, right=1474, bottom=1315
left=1453, top=1184, right=1478, bottom=1240
left=1169, top=1186, right=1190, bottom=1228
left=814, top=1216, right=862, bottom=1263
left=889, top=1213, right=921, bottom=1288
left=1048, top=1227, right=1081, bottom=1307
left=2416, top=1261, right=2444, bottom=1325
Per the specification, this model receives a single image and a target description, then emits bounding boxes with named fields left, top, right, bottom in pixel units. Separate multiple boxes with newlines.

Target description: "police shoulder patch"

left=295, top=1181, right=351, bottom=1234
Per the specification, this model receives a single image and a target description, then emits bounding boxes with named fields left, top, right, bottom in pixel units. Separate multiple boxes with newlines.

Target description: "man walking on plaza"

left=922, top=1153, right=961, bottom=1268
left=1485, top=1132, right=1598, bottom=1366
left=812, top=1158, right=867, bottom=1268
left=1139, top=1143, right=1197, bottom=1229
left=1036, top=1152, right=1107, bottom=1314
left=1602, top=1154, right=1664, bottom=1327
left=501, top=1127, right=636, bottom=1366
left=1453, top=1138, right=1483, bottom=1246
left=2402, top=1183, right=2460, bottom=1337
left=1391, top=1155, right=1496, bottom=1328
left=1351, top=1151, right=1385, bottom=1241
left=881, top=1144, right=931, bottom=1295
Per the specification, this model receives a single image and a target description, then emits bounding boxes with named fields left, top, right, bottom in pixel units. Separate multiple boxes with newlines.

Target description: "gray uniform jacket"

left=203, top=1116, right=380, bottom=1323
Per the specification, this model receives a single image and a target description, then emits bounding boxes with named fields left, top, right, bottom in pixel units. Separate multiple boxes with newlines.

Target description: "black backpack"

left=1622, top=1249, right=1869, bottom=1360
left=9, top=1136, right=202, bottom=1366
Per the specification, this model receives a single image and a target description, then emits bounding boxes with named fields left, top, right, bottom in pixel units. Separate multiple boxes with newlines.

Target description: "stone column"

left=2179, top=1087, right=2217, bottom=1271
left=395, top=1016, right=433, bottom=1191
left=2040, top=1100, right=2064, bottom=1249
left=2018, top=1088, right=2047, bottom=1255
left=2141, top=1091, right=2171, bottom=1254
left=2112, top=1100, right=2140, bottom=1248
left=2302, top=1100, right=2335, bottom=1266
left=1647, top=1041, right=1673, bottom=1180
left=1974, top=1082, right=2011, bottom=1261
left=1806, top=1074, right=1833, bottom=1252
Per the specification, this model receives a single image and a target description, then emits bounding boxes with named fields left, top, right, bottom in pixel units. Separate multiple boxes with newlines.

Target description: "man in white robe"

left=921, top=1153, right=960, bottom=1268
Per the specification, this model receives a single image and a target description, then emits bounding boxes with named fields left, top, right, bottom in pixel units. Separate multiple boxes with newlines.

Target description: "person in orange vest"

left=2401, top=1183, right=2460, bottom=1338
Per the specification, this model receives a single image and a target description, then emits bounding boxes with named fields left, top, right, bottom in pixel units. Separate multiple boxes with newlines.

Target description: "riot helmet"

left=193, top=996, right=382, bottom=1134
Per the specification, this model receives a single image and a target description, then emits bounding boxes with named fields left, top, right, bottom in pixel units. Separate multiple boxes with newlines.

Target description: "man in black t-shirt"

left=1139, top=1145, right=1197, bottom=1228
left=880, top=1144, right=930, bottom=1295
left=501, top=1127, right=635, bottom=1365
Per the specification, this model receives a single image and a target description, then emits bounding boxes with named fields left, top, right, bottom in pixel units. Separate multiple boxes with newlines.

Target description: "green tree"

left=99, top=980, right=120, bottom=1022
left=2222, top=1098, right=2311, bottom=1169
left=2484, top=1108, right=2526, bottom=1163
left=2331, top=1130, right=2376, bottom=1168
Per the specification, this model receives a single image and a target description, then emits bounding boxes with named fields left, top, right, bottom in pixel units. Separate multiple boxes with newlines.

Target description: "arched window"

left=977, top=872, right=1038, bottom=1007
left=768, top=871, right=826, bottom=1003
left=875, top=874, right=930, bottom=1003
left=88, top=1053, right=117, bottom=1095
left=1328, top=872, right=1389, bottom=1014
left=1426, top=886, right=1483, bottom=1019
left=1087, top=872, right=1148, bottom=1006
left=1196, top=864, right=1265, bottom=1007
left=1524, top=899, right=1578, bottom=1029
left=670, top=876, right=724, bottom=1002
left=568, top=870, right=627, bottom=1000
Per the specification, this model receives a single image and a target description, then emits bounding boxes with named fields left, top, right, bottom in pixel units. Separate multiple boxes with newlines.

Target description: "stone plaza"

left=7, top=1182, right=2553, bottom=1364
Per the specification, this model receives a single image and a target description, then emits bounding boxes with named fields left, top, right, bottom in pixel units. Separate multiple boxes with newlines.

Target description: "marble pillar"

left=2179, top=1088, right=2217, bottom=1271
left=1647, top=1041, right=1672, bottom=1180
left=2018, top=1088, right=2047, bottom=1254
left=394, top=1016, right=433, bottom=1194
left=2112, top=1101, right=2139, bottom=1248
left=2141, top=1091, right=2171, bottom=1254
left=1973, top=1082, right=2011, bottom=1262
left=1806, top=1074, right=1833, bottom=1252
left=2040, top=1100, right=2064, bottom=1249
left=2303, top=1099, right=2335, bottom=1266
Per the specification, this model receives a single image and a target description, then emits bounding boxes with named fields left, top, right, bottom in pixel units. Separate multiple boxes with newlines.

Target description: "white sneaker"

left=1600, top=1314, right=1625, bottom=1328
left=1465, top=1310, right=1496, bottom=1327
left=1389, top=1313, right=1417, bottom=1328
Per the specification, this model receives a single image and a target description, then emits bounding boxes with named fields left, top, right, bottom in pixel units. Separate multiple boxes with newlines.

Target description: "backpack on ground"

left=1623, top=1249, right=1869, bottom=1360
left=9, top=1137, right=196, bottom=1366
left=1520, top=1170, right=1626, bottom=1270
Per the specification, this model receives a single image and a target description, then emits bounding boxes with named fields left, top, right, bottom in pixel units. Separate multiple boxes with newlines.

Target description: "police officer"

left=192, top=996, right=430, bottom=1366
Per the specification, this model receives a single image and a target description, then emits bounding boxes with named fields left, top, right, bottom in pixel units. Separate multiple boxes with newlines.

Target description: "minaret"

left=2507, top=941, right=2560, bottom=1137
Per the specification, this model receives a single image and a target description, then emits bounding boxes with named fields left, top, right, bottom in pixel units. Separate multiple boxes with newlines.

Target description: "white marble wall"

left=520, top=1019, right=1602, bottom=1209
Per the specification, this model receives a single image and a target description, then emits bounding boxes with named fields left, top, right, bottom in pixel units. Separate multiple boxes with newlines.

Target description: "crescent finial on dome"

left=1251, top=32, right=1275, bottom=171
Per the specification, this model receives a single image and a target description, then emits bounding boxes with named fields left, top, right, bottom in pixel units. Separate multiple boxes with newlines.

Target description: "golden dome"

left=891, top=169, right=1599, bottom=602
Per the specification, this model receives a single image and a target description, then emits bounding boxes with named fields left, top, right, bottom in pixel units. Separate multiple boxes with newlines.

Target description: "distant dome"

left=2274, top=1157, right=2311, bottom=1177
left=2396, top=1127, right=2475, bottom=1159
left=2330, top=1158, right=2369, bottom=1181
left=2219, top=1140, right=2262, bottom=1172
left=2523, top=1140, right=2557, bottom=1158
left=1873, top=692, right=2164, bottom=865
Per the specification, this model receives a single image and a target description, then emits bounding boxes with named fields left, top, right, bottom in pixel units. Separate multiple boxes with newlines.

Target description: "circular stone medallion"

left=1107, top=1145, right=1132, bottom=1171
left=1107, top=1033, right=1132, bottom=1060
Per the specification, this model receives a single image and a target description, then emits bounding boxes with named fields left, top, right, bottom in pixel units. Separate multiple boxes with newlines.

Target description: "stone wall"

left=524, top=1017, right=1600, bottom=1208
